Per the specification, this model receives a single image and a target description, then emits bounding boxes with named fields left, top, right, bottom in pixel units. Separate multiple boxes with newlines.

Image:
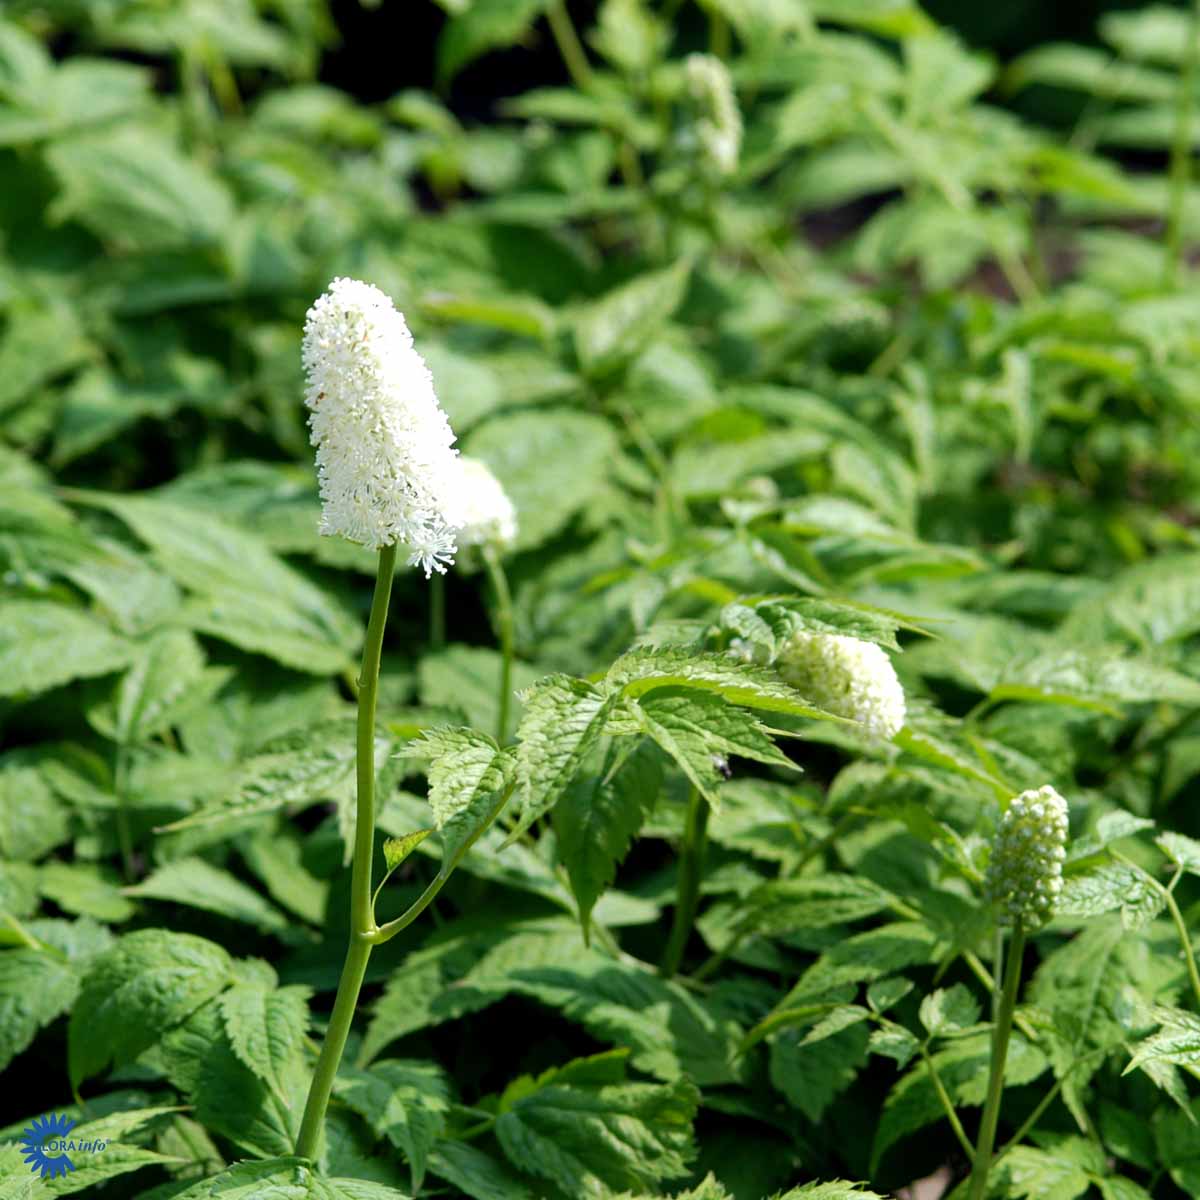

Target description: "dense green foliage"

left=4, top=1, right=1200, bottom=1198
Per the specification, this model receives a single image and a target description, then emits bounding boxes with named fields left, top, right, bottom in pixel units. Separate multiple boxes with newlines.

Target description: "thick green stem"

left=967, top=923, right=1027, bottom=1200
left=546, top=1, right=592, bottom=89
left=373, top=781, right=514, bottom=946
left=1161, top=871, right=1200, bottom=1008
left=295, top=544, right=396, bottom=1162
left=482, top=546, right=514, bottom=742
left=1165, top=0, right=1200, bottom=287
left=429, top=572, right=445, bottom=650
left=660, top=787, right=709, bottom=978
left=294, top=935, right=371, bottom=1161
left=114, top=744, right=135, bottom=882
left=923, top=1047, right=975, bottom=1161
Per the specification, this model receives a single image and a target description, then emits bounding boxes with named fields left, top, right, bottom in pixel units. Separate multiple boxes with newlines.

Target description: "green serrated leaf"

left=125, top=857, right=291, bottom=933
left=218, top=975, right=311, bottom=1102
left=165, top=1157, right=413, bottom=1199
left=69, top=494, right=359, bottom=673
left=494, top=1050, right=698, bottom=1197
left=0, top=947, right=79, bottom=1072
left=159, top=719, right=388, bottom=835
left=68, top=929, right=233, bottom=1087
left=634, top=690, right=796, bottom=808
left=555, top=738, right=660, bottom=939
left=0, top=601, right=133, bottom=700
left=338, top=1059, right=451, bottom=1193
left=771, top=1180, right=888, bottom=1200
left=919, top=984, right=981, bottom=1038
left=609, top=648, right=836, bottom=719
left=573, top=259, right=691, bottom=378
left=510, top=676, right=617, bottom=841
left=384, top=830, right=434, bottom=872
left=89, top=629, right=211, bottom=745
left=1156, top=831, right=1200, bottom=876
left=408, top=727, right=504, bottom=830
left=39, top=862, right=135, bottom=923
left=1058, top=863, right=1165, bottom=931
left=438, top=0, right=555, bottom=83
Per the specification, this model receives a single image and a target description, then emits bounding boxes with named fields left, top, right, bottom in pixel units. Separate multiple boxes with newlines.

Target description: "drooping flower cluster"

left=301, top=277, right=464, bottom=576
left=775, top=630, right=907, bottom=740
left=985, top=785, right=1069, bottom=927
left=455, top=456, right=518, bottom=553
left=685, top=53, right=742, bottom=176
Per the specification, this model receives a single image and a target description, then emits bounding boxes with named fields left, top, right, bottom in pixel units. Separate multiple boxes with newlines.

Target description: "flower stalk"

left=967, top=922, right=1027, bottom=1200
left=295, top=543, right=396, bottom=1162
left=482, top=545, right=514, bottom=742
left=660, top=786, right=709, bottom=978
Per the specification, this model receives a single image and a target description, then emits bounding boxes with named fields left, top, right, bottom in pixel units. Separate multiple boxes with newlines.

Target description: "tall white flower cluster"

left=456, top=456, right=518, bottom=552
left=301, top=277, right=464, bottom=577
left=685, top=53, right=741, bottom=176
left=985, top=785, right=1069, bottom=927
left=775, top=630, right=906, bottom=740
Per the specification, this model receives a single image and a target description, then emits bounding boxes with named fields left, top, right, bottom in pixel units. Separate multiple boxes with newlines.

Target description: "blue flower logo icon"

left=19, top=1114, right=76, bottom=1178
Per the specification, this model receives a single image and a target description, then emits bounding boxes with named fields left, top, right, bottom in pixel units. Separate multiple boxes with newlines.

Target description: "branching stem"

left=967, top=922, right=1026, bottom=1200
left=296, top=544, right=396, bottom=1161
left=660, top=787, right=709, bottom=978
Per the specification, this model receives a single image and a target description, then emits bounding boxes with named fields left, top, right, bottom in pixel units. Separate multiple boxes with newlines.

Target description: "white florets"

left=301, top=277, right=464, bottom=576
left=985, top=785, right=1069, bottom=927
left=775, top=630, right=906, bottom=740
left=455, top=456, right=518, bottom=552
left=685, top=53, right=742, bottom=176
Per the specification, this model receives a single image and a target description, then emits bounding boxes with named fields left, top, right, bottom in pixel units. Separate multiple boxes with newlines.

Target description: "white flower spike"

left=456, top=456, right=518, bottom=552
left=775, top=630, right=906, bottom=740
left=985, top=785, right=1069, bottom=928
left=685, top=53, right=742, bottom=176
left=301, top=277, right=464, bottom=577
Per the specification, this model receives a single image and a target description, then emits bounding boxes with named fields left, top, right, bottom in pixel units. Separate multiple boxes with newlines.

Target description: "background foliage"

left=3, top=1, right=1200, bottom=1198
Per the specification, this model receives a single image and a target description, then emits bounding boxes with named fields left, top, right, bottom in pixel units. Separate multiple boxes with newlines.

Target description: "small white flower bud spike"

left=301, top=277, right=465, bottom=577
left=775, top=630, right=906, bottom=740
left=685, top=53, right=742, bottom=176
left=455, top=456, right=518, bottom=552
left=985, top=785, right=1070, bottom=928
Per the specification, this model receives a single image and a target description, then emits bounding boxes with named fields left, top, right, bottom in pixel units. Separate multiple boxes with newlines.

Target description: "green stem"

left=923, top=1047, right=975, bottom=1161
left=1164, top=0, right=1200, bottom=287
left=546, top=1, right=593, bottom=89
left=992, top=926, right=1004, bottom=1023
left=1112, top=850, right=1200, bottom=1010
left=482, top=546, right=514, bottom=743
left=967, top=923, right=1027, bottom=1200
left=114, top=743, right=135, bottom=883
left=373, top=781, right=514, bottom=946
left=992, top=1049, right=1095, bottom=1168
left=709, top=9, right=731, bottom=58
left=660, top=787, right=710, bottom=978
left=429, top=572, right=445, bottom=650
left=1161, top=871, right=1200, bottom=1008
left=295, top=544, right=397, bottom=1162
left=691, top=810, right=856, bottom=982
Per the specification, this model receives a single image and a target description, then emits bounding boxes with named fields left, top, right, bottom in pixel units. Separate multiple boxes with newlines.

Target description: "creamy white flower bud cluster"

left=985, top=785, right=1069, bottom=927
left=685, top=54, right=742, bottom=176
left=775, top=630, right=906, bottom=740
left=455, top=456, right=518, bottom=552
left=301, top=277, right=464, bottom=577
